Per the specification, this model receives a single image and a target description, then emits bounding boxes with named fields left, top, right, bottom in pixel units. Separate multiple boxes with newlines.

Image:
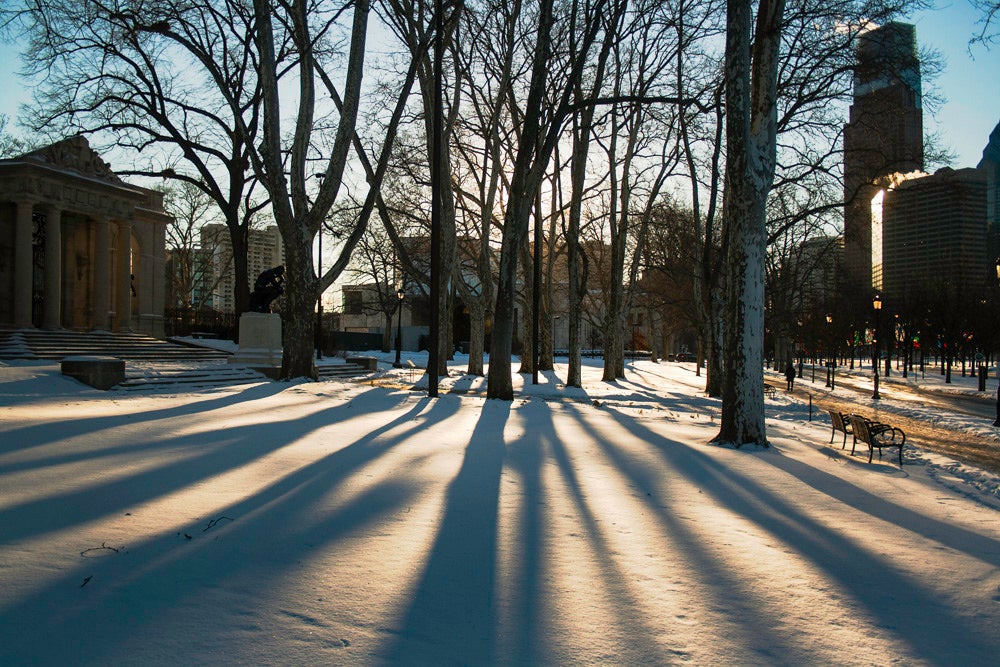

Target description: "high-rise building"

left=877, top=168, right=988, bottom=300
left=980, top=121, right=1000, bottom=265
left=202, top=224, right=283, bottom=313
left=843, top=22, right=924, bottom=287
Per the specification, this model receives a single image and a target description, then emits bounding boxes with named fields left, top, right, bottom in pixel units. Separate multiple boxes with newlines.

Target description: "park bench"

left=828, top=410, right=854, bottom=448
left=763, top=383, right=778, bottom=399
left=848, top=414, right=906, bottom=467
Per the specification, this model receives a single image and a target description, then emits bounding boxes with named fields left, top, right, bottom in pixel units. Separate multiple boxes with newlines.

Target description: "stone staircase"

left=117, top=363, right=267, bottom=391
left=115, top=360, right=373, bottom=391
left=318, top=360, right=373, bottom=380
left=0, top=328, right=229, bottom=362
left=0, top=327, right=376, bottom=390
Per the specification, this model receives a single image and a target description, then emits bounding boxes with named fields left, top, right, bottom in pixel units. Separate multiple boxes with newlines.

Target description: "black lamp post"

left=826, top=313, right=835, bottom=390
left=393, top=288, right=405, bottom=368
left=796, top=319, right=803, bottom=378
left=872, top=292, right=882, bottom=400
left=316, top=231, right=323, bottom=360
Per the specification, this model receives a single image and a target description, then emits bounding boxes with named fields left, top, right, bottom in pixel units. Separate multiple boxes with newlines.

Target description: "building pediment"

left=19, top=135, right=123, bottom=184
left=0, top=135, right=172, bottom=223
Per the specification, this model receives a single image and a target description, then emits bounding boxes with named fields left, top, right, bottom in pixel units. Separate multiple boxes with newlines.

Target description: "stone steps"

left=115, top=360, right=371, bottom=391
left=318, top=362, right=371, bottom=379
left=0, top=328, right=229, bottom=361
left=117, top=365, right=267, bottom=391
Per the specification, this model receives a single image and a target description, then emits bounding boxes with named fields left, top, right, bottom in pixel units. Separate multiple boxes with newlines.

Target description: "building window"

left=345, top=290, right=363, bottom=315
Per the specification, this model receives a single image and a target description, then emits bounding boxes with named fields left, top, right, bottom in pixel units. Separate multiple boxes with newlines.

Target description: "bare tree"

left=379, top=0, right=464, bottom=378
left=249, top=0, right=376, bottom=379
left=594, top=2, right=684, bottom=381
left=486, top=0, right=627, bottom=400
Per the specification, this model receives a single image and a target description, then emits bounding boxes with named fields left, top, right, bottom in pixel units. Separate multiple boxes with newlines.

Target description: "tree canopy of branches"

left=971, top=0, right=1000, bottom=46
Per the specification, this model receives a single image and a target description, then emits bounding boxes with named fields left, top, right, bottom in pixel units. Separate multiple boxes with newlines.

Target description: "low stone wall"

left=61, top=355, right=125, bottom=390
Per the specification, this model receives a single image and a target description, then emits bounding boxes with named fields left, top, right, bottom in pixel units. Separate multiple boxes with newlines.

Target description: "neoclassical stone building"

left=0, top=136, right=171, bottom=336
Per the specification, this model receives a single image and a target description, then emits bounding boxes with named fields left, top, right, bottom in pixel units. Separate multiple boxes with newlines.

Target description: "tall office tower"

left=843, top=22, right=924, bottom=288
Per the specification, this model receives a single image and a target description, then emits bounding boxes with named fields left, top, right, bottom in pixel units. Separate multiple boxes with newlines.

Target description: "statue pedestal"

left=229, top=312, right=282, bottom=370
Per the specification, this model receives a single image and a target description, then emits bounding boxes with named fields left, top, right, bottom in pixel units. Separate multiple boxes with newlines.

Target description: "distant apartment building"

left=201, top=224, right=283, bottom=313
left=843, top=22, right=924, bottom=287
left=165, top=244, right=217, bottom=310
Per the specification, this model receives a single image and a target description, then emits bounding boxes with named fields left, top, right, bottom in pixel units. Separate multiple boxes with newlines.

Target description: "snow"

left=1, top=352, right=999, bottom=665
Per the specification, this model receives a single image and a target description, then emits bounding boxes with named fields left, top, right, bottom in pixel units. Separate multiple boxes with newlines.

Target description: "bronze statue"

left=248, top=265, right=285, bottom=313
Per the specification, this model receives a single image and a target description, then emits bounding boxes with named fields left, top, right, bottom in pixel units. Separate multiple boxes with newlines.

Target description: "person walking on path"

left=785, top=362, right=796, bottom=391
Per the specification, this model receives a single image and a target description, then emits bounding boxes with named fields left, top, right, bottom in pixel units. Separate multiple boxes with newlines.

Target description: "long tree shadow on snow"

left=382, top=400, right=510, bottom=665
left=534, top=401, right=677, bottom=663
left=592, top=401, right=1000, bottom=663
left=557, top=400, right=790, bottom=659
left=0, top=391, right=460, bottom=664
left=0, top=374, right=295, bottom=457
left=0, top=386, right=406, bottom=543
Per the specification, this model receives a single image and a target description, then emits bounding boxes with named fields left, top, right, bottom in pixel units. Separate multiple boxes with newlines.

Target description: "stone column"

left=93, top=215, right=111, bottom=331
left=13, top=200, right=35, bottom=327
left=43, top=205, right=62, bottom=330
left=150, top=221, right=166, bottom=337
left=115, top=219, right=133, bottom=331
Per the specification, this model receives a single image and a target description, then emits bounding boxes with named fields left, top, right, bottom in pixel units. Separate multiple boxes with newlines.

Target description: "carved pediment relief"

left=21, top=135, right=123, bottom=184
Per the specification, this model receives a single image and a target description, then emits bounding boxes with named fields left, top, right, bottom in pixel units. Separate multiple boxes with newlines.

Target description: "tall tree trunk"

left=566, top=115, right=590, bottom=388
left=539, top=182, right=559, bottom=372
left=487, top=190, right=534, bottom=398
left=486, top=0, right=555, bottom=400
left=602, top=103, right=624, bottom=382
left=280, top=230, right=318, bottom=379
left=518, top=237, right=534, bottom=375
left=227, top=217, right=252, bottom=318
left=467, top=299, right=486, bottom=376
left=714, top=0, right=784, bottom=447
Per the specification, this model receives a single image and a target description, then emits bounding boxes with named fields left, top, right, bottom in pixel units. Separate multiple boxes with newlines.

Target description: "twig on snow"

left=80, top=542, right=122, bottom=557
left=202, top=516, right=234, bottom=533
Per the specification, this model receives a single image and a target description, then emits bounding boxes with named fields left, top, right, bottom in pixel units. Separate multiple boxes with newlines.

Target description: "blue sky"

left=907, top=2, right=1000, bottom=167
left=1, top=3, right=996, bottom=167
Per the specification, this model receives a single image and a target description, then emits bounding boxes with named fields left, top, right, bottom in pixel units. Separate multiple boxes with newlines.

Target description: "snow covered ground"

left=1, top=353, right=999, bottom=665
